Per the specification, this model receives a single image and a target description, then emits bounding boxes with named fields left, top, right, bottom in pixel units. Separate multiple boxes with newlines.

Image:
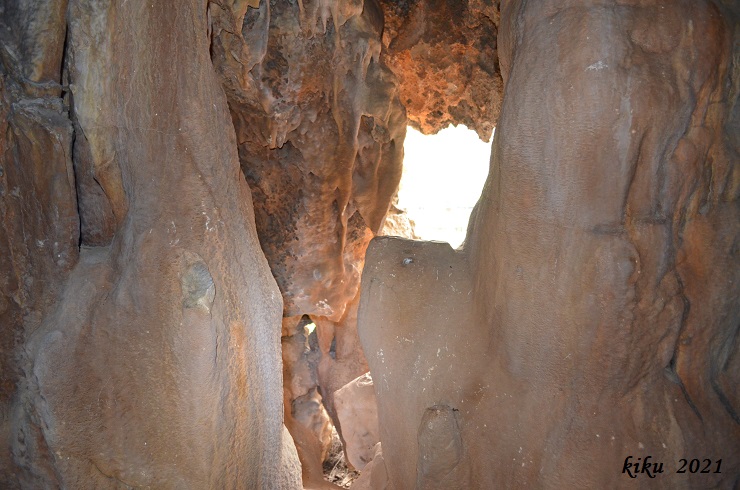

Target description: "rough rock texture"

left=208, top=0, right=494, bottom=323
left=313, top=291, right=370, bottom=420
left=210, top=0, right=407, bottom=323
left=1, top=0, right=301, bottom=488
left=282, top=318, right=334, bottom=463
left=359, top=0, right=740, bottom=488
left=208, top=5, right=410, bottom=478
left=349, top=442, right=387, bottom=490
left=334, top=373, right=380, bottom=471
left=207, top=1, right=503, bottom=484
left=0, top=0, right=494, bottom=487
left=6, top=0, right=737, bottom=488
left=379, top=0, right=503, bottom=140
left=380, top=196, right=420, bottom=239
left=281, top=318, right=340, bottom=489
left=415, top=405, right=463, bottom=489
left=0, top=2, right=78, bottom=480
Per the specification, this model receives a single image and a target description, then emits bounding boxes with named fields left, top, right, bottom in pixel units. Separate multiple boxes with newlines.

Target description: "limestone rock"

left=350, top=442, right=388, bottom=490
left=282, top=319, right=334, bottom=463
left=415, top=405, right=463, bottom=489
left=2, top=0, right=738, bottom=488
left=334, top=373, right=380, bottom=471
left=359, top=1, right=740, bottom=488
left=0, top=1, right=79, bottom=483
left=313, top=289, right=370, bottom=423
left=359, top=237, right=479, bottom=488
left=380, top=197, right=419, bottom=239
left=1, top=0, right=301, bottom=487
left=208, top=4, right=409, bottom=486
left=379, top=0, right=503, bottom=141
left=210, top=0, right=407, bottom=322
left=0, top=82, right=79, bottom=490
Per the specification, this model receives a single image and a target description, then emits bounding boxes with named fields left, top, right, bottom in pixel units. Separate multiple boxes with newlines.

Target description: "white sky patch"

left=397, top=125, right=492, bottom=248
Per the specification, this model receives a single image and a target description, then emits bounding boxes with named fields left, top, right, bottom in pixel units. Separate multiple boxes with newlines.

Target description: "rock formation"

left=210, top=0, right=407, bottom=323
left=207, top=0, right=502, bottom=483
left=208, top=1, right=404, bottom=476
left=1, top=0, right=737, bottom=488
left=358, top=0, right=740, bottom=488
left=349, top=443, right=387, bottom=490
left=334, top=372, right=380, bottom=471
left=1, top=0, right=301, bottom=487
left=379, top=0, right=503, bottom=141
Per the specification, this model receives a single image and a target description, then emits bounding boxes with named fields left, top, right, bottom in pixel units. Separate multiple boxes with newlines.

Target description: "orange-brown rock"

left=282, top=318, right=334, bottom=463
left=359, top=0, right=740, bottom=488
left=359, top=238, right=479, bottom=488
left=379, top=0, right=503, bottom=140
left=210, top=0, right=406, bottom=323
left=312, top=290, right=370, bottom=419
left=1, top=0, right=79, bottom=483
left=1, top=0, right=301, bottom=487
left=206, top=4, right=419, bottom=485
left=3, top=0, right=738, bottom=488
left=380, top=196, right=419, bottom=239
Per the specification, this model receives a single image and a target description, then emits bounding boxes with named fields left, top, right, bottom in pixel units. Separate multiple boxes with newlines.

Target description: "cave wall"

left=4, top=0, right=494, bottom=486
left=2, top=0, right=737, bottom=488
left=206, top=1, right=500, bottom=483
left=358, top=0, right=739, bottom=488
left=210, top=0, right=406, bottom=323
left=1, top=0, right=301, bottom=487
left=207, top=1, right=408, bottom=483
left=206, top=0, right=500, bottom=327
left=0, top=2, right=78, bottom=482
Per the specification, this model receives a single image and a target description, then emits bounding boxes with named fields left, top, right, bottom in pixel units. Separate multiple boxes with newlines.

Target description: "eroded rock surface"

left=1, top=0, right=301, bottom=487
left=5, top=0, right=736, bottom=488
left=207, top=1, right=505, bottom=484
left=359, top=1, right=740, bottom=488
left=359, top=238, right=480, bottom=488
left=208, top=6, right=407, bottom=475
left=349, top=442, right=388, bottom=490
left=210, top=0, right=406, bottom=323
left=415, top=405, right=463, bottom=489
left=282, top=318, right=334, bottom=464
left=379, top=0, right=503, bottom=140
left=380, top=196, right=420, bottom=239
left=0, top=0, right=77, bottom=483
left=334, top=372, right=380, bottom=471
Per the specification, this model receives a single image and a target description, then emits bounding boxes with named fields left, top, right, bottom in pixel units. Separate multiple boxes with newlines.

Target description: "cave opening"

left=397, top=125, right=492, bottom=248
left=2, top=0, right=738, bottom=488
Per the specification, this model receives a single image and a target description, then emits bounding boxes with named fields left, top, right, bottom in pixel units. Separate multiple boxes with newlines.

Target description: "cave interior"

left=0, top=0, right=738, bottom=488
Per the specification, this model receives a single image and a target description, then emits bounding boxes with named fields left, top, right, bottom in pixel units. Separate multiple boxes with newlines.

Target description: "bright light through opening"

left=397, top=125, right=492, bottom=249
